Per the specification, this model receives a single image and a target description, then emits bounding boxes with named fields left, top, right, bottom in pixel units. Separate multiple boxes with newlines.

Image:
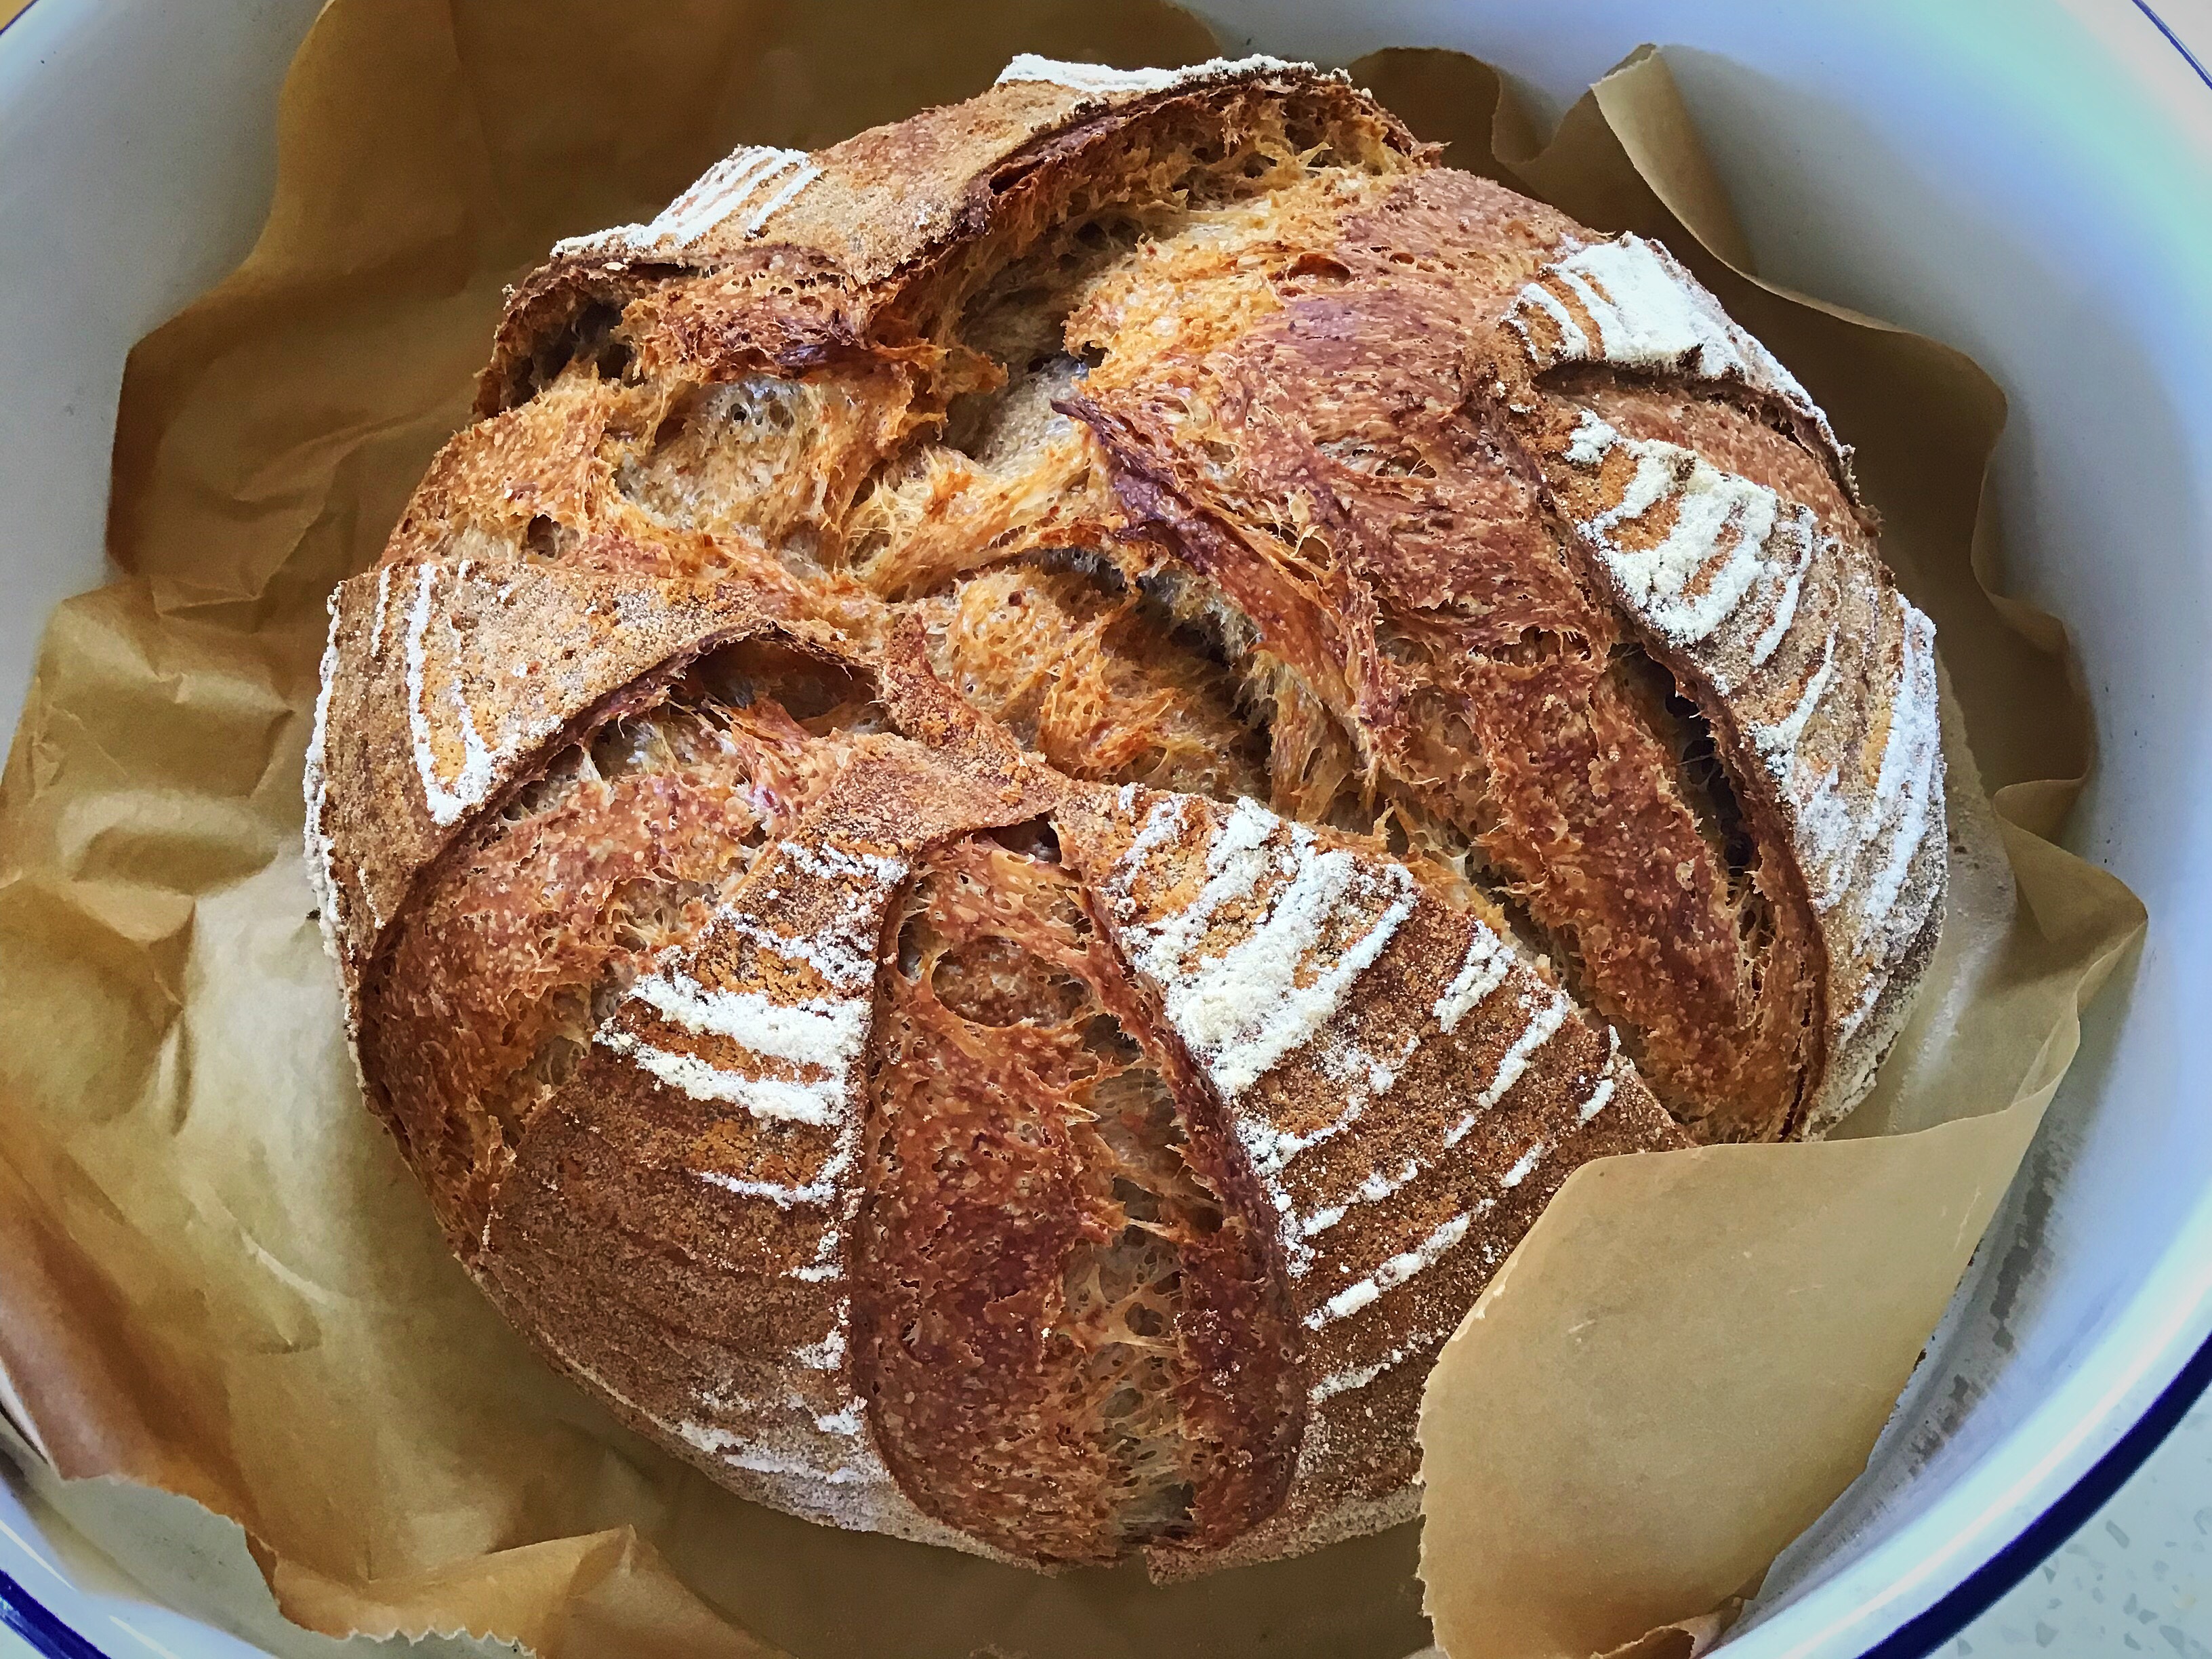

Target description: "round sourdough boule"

left=303, top=53, right=1946, bottom=1576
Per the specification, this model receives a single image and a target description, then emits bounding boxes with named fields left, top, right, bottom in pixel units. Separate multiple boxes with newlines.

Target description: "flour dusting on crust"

left=1111, top=796, right=1419, bottom=1101
left=1510, top=232, right=1853, bottom=491
left=1084, top=783, right=1679, bottom=1486
left=556, top=144, right=823, bottom=259
left=995, top=52, right=1319, bottom=98
left=597, top=830, right=908, bottom=1281
left=302, top=595, right=346, bottom=964
left=1559, top=411, right=1830, bottom=666
left=399, top=561, right=567, bottom=828
left=1538, top=382, right=1943, bottom=1136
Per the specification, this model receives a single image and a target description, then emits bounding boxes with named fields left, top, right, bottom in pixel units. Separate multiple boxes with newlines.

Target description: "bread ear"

left=480, top=63, right=1420, bottom=415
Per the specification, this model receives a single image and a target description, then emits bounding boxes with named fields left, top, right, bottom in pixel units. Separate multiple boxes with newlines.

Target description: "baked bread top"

left=305, top=54, right=1944, bottom=1575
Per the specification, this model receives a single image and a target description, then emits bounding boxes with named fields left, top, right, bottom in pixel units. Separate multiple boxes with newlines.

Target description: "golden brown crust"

left=310, top=55, right=1942, bottom=1574
left=851, top=830, right=1301, bottom=1564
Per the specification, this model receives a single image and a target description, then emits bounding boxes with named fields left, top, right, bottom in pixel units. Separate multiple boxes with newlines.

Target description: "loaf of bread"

left=304, top=54, right=1945, bottom=1576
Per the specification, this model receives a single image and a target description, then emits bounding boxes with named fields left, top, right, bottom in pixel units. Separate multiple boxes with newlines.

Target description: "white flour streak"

left=596, top=1030, right=842, bottom=1124
left=546, top=1336, right=912, bottom=1540
left=556, top=145, right=821, bottom=257
left=783, top=839, right=909, bottom=890
left=1307, top=1331, right=1445, bottom=1404
left=1487, top=990, right=1573, bottom=1110
left=1762, top=596, right=1942, bottom=997
left=794, top=1315, right=847, bottom=1372
left=1301, top=1156, right=1425, bottom=1239
left=1563, top=411, right=1612, bottom=467
left=1107, top=796, right=1191, bottom=921
left=1570, top=1029, right=1624, bottom=1127
left=1318, top=1279, right=1379, bottom=1323
left=791, top=1214, right=844, bottom=1283
left=1852, top=599, right=1943, bottom=956
left=738, top=845, right=909, bottom=1000
left=617, top=836, right=909, bottom=1294
left=1298, top=1204, right=1345, bottom=1237
left=1795, top=768, right=1856, bottom=911
left=404, top=563, right=497, bottom=826
left=1509, top=233, right=1846, bottom=468
left=994, top=52, right=1310, bottom=96
left=1308, top=1357, right=1390, bottom=1405
left=1564, top=416, right=1788, bottom=647
left=1578, top=1075, right=1617, bottom=1124
left=665, top=148, right=795, bottom=237
left=1099, top=793, right=1589, bottom=1319
left=303, top=595, right=344, bottom=959
left=1513, top=235, right=1755, bottom=382
left=1324, top=1031, right=1418, bottom=1100
left=1443, top=989, right=1572, bottom=1147
left=1239, top=1100, right=1363, bottom=1185
left=1103, top=796, right=1431, bottom=1275
left=740, top=157, right=823, bottom=236
left=1499, top=1141, right=1547, bottom=1189
left=1433, top=924, right=1512, bottom=1032
left=1237, top=1080, right=1399, bottom=1278
left=726, top=911, right=877, bottom=994
left=601, top=834, right=907, bottom=1298
left=1307, top=1209, right=1481, bottom=1329
left=1754, top=628, right=1839, bottom=776
left=628, top=971, right=871, bottom=1070
left=1118, top=800, right=1416, bottom=1101
left=696, top=1168, right=840, bottom=1208
left=1515, top=281, right=1588, bottom=357
left=678, top=1425, right=867, bottom=1484
left=1748, top=516, right=1820, bottom=670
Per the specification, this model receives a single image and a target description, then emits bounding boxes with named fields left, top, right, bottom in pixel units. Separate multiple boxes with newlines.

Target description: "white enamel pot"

left=2, top=2, right=2208, bottom=1654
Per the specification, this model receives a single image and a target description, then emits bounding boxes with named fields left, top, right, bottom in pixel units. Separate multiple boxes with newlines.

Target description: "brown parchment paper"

left=0, top=12, right=2143, bottom=1659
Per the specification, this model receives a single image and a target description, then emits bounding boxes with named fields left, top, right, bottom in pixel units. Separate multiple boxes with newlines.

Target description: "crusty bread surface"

left=306, top=52, right=1945, bottom=1575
